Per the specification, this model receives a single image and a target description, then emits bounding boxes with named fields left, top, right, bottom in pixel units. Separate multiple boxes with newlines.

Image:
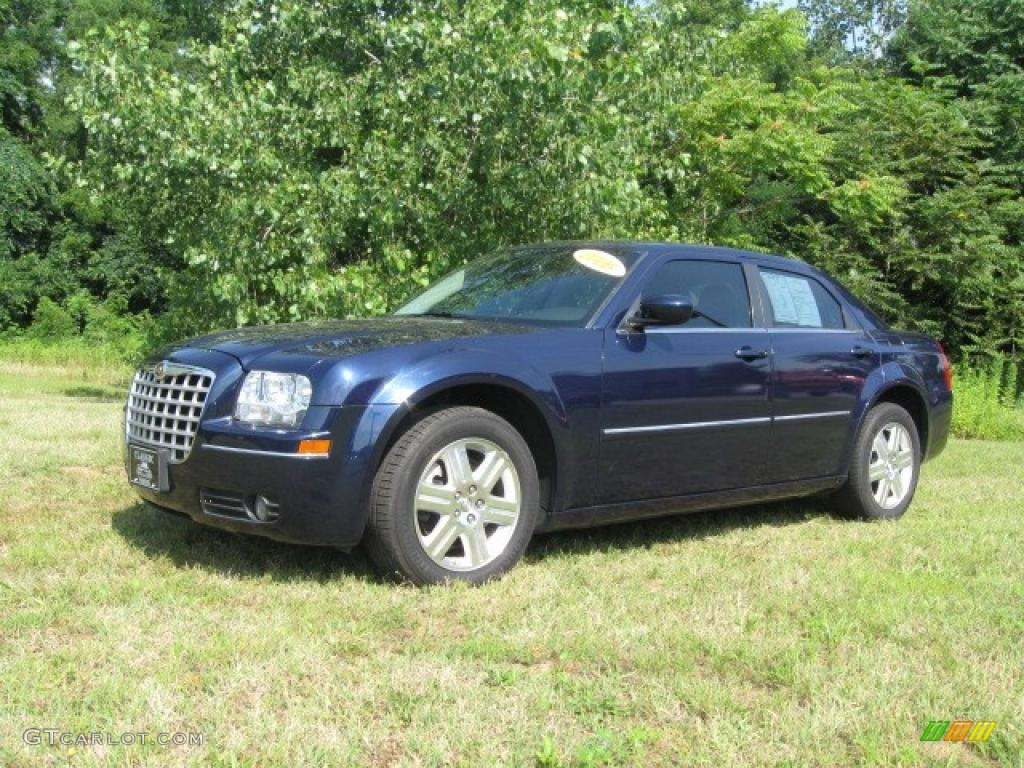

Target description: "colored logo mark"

left=921, top=721, right=997, bottom=742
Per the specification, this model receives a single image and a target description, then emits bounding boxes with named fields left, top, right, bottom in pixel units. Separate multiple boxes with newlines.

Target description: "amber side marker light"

left=297, top=439, right=332, bottom=456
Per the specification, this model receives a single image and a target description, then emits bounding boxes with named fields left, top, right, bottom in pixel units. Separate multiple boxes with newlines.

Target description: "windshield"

left=394, top=245, right=642, bottom=327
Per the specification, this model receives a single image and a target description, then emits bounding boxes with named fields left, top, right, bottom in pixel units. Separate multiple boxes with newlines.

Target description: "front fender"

left=379, top=348, right=567, bottom=420
left=343, top=347, right=574, bottom=526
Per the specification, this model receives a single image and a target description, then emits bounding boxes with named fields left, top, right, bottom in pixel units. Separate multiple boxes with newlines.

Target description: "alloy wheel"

left=868, top=422, right=915, bottom=510
left=413, top=437, right=522, bottom=571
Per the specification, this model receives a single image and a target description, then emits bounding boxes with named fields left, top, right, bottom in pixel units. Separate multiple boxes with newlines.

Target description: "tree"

left=69, top=0, right=702, bottom=331
left=798, top=0, right=908, bottom=59
left=887, top=0, right=1024, bottom=357
left=0, top=0, right=230, bottom=335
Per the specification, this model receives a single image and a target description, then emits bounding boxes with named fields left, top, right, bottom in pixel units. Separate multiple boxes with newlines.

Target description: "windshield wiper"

left=412, top=311, right=465, bottom=319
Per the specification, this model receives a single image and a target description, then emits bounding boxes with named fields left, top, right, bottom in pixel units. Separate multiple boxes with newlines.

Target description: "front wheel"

left=835, top=402, right=921, bottom=520
left=364, top=406, right=540, bottom=585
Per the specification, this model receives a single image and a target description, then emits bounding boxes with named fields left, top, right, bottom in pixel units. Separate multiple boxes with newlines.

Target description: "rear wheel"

left=835, top=402, right=920, bottom=520
left=364, top=406, right=540, bottom=585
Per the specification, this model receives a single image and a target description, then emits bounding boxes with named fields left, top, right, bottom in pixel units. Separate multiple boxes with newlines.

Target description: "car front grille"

left=126, top=363, right=215, bottom=463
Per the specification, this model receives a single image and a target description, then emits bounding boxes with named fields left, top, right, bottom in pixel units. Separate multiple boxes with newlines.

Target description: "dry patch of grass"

left=0, top=368, right=1022, bottom=767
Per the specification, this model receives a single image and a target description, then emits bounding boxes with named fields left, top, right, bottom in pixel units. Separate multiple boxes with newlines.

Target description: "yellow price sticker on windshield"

left=573, top=248, right=626, bottom=277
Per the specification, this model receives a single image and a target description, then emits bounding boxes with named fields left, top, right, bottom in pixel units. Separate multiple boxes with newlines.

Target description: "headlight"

left=235, top=371, right=313, bottom=428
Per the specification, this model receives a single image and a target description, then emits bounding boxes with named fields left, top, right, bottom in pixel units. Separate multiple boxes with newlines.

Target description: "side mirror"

left=628, top=294, right=694, bottom=331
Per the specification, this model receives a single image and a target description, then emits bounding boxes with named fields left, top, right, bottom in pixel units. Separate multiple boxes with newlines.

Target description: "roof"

left=524, top=240, right=805, bottom=269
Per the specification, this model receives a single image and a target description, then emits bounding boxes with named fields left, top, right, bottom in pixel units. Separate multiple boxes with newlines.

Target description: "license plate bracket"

left=128, top=445, right=170, bottom=492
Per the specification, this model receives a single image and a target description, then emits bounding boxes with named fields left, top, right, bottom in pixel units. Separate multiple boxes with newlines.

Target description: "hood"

left=159, top=316, right=539, bottom=368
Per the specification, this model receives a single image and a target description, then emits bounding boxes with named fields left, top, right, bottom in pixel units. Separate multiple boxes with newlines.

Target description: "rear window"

left=759, top=268, right=845, bottom=330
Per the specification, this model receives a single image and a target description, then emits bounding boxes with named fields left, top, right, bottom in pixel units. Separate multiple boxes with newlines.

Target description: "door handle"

left=735, top=346, right=769, bottom=361
left=850, top=345, right=874, bottom=358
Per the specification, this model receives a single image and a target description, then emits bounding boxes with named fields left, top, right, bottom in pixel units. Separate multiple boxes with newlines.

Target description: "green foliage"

left=60, top=0, right=1024, bottom=360
left=28, top=296, right=77, bottom=339
left=0, top=0, right=230, bottom=341
left=885, top=0, right=1024, bottom=357
left=0, top=131, right=50, bottom=255
left=789, top=74, right=1024, bottom=355
left=68, top=0, right=686, bottom=329
left=3, top=291, right=153, bottom=365
left=0, top=335, right=133, bottom=373
left=951, top=361, right=1024, bottom=441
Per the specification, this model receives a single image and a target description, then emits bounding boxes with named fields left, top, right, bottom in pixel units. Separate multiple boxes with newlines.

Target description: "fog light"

left=250, top=495, right=280, bottom=523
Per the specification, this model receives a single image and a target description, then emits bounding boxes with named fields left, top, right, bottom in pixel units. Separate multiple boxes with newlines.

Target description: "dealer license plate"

left=128, top=445, right=166, bottom=491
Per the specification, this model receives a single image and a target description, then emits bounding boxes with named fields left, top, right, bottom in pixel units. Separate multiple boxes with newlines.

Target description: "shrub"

left=951, top=362, right=1024, bottom=441
left=28, top=297, right=77, bottom=340
left=11, top=293, right=152, bottom=367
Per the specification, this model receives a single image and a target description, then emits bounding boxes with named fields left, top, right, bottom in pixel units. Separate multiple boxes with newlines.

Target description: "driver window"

left=646, top=260, right=752, bottom=328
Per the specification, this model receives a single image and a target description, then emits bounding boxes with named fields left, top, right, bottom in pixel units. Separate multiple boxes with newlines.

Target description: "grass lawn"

left=1, top=361, right=1021, bottom=767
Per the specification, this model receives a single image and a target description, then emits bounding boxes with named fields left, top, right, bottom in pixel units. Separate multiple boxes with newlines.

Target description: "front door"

left=598, top=259, right=772, bottom=504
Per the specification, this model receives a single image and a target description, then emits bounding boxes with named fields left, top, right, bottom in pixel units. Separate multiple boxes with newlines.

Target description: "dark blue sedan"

left=124, top=242, right=953, bottom=584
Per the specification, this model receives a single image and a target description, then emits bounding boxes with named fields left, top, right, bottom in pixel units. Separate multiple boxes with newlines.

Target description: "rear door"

left=598, top=258, right=772, bottom=503
left=754, top=265, right=877, bottom=481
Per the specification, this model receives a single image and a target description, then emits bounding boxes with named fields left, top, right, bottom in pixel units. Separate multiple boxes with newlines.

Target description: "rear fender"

left=844, top=361, right=939, bottom=471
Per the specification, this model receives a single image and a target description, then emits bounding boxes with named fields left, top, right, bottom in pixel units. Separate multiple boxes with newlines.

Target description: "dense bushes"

left=1, top=292, right=151, bottom=363
left=0, top=0, right=211, bottom=340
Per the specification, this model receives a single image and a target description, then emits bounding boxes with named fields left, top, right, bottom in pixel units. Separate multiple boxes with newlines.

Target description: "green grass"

left=1, top=363, right=1023, bottom=767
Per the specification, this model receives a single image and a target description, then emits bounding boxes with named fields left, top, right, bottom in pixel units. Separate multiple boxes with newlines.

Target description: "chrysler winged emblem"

left=149, top=360, right=192, bottom=379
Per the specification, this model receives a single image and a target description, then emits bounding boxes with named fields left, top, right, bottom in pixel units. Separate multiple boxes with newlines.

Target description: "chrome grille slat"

left=128, top=416, right=200, bottom=428
left=126, top=417, right=200, bottom=430
left=130, top=391, right=207, bottom=405
left=131, top=387, right=208, bottom=400
left=128, top=406, right=202, bottom=420
left=125, top=363, right=215, bottom=463
left=131, top=390, right=209, bottom=402
left=126, top=421, right=202, bottom=439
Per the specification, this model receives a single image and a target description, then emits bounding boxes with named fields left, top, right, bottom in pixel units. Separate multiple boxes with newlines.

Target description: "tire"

left=835, top=402, right=921, bottom=520
left=363, top=406, right=540, bottom=585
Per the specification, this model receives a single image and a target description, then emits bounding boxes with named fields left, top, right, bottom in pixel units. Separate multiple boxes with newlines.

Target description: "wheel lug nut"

left=454, top=491, right=461, bottom=499
left=475, top=499, right=484, bottom=509
left=469, top=485, right=477, bottom=494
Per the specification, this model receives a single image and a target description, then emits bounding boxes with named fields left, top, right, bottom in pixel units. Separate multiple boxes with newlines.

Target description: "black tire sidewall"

left=377, top=407, right=540, bottom=584
left=845, top=403, right=921, bottom=520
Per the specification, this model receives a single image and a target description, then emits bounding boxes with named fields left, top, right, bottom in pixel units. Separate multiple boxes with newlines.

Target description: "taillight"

left=938, top=343, right=953, bottom=391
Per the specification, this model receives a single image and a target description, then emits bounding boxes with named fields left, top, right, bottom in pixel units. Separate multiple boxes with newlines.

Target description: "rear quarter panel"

left=868, top=330, right=953, bottom=461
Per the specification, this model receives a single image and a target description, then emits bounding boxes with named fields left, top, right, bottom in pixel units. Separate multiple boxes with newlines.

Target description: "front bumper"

left=127, top=408, right=386, bottom=549
left=122, top=347, right=401, bottom=550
